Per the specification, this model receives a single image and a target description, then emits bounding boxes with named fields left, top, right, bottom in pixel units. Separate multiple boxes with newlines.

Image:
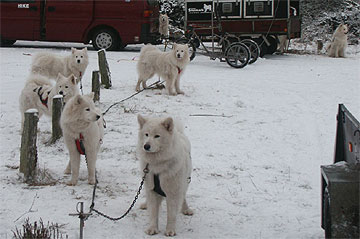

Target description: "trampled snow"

left=0, top=41, right=359, bottom=238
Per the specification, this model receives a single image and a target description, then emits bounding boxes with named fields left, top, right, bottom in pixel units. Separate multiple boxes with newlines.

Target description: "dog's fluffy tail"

left=26, top=74, right=53, bottom=87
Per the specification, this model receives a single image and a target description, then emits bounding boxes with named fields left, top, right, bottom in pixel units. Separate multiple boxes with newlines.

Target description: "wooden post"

left=92, top=71, right=100, bottom=102
left=317, top=39, right=323, bottom=54
left=51, top=95, right=63, bottom=143
left=98, top=49, right=112, bottom=89
left=20, top=109, right=39, bottom=183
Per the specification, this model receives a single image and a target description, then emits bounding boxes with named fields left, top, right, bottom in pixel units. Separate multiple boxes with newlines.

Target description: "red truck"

left=0, top=0, right=160, bottom=50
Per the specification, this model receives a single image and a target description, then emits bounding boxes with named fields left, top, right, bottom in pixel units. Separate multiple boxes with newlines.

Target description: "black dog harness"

left=153, top=174, right=166, bottom=197
left=34, top=87, right=49, bottom=108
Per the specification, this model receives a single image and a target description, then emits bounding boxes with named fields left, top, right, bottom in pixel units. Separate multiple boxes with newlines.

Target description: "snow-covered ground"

left=0, top=41, right=359, bottom=239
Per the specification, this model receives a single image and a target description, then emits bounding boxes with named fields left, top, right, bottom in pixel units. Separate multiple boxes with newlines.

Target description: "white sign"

left=18, top=4, right=29, bottom=9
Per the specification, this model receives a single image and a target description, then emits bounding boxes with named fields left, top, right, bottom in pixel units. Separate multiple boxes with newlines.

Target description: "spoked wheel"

left=225, top=42, right=250, bottom=68
left=241, top=39, right=260, bottom=64
left=176, top=38, right=196, bottom=61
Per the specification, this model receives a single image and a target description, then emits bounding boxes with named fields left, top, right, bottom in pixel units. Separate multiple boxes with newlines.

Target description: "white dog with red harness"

left=136, top=44, right=190, bottom=95
left=60, top=93, right=104, bottom=186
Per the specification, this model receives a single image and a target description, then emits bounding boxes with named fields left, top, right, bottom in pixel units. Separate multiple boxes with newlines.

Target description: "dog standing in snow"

left=137, top=115, right=193, bottom=236
left=60, top=93, right=104, bottom=186
left=327, top=24, right=348, bottom=58
left=31, top=47, right=88, bottom=80
left=136, top=44, right=190, bottom=95
left=159, top=14, right=169, bottom=38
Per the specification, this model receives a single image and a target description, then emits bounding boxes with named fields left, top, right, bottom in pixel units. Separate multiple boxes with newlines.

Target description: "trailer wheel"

left=254, top=38, right=268, bottom=57
left=266, top=36, right=278, bottom=55
left=92, top=28, right=121, bottom=51
left=225, top=42, right=250, bottom=68
left=241, top=39, right=260, bottom=64
left=176, top=38, right=196, bottom=61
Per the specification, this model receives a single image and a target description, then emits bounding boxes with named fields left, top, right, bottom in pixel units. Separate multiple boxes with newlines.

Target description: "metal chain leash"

left=89, top=164, right=149, bottom=221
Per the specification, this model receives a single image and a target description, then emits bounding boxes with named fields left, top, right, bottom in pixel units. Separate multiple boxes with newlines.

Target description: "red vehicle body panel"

left=0, top=0, right=159, bottom=46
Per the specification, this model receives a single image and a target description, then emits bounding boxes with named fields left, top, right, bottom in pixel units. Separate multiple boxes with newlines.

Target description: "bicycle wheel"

left=176, top=38, right=196, bottom=61
left=241, top=39, right=260, bottom=64
left=225, top=42, right=250, bottom=68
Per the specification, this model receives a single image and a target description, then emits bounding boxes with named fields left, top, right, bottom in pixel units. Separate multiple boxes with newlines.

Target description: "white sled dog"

left=136, top=44, right=190, bottom=95
left=19, top=73, right=79, bottom=129
left=31, top=47, right=88, bottom=80
left=60, top=93, right=104, bottom=186
left=328, top=24, right=348, bottom=58
left=137, top=115, right=193, bottom=236
left=159, top=14, right=169, bottom=37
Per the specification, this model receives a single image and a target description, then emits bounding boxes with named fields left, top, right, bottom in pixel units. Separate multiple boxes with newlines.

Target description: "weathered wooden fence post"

left=98, top=49, right=112, bottom=89
left=20, top=109, right=39, bottom=183
left=92, top=70, right=100, bottom=102
left=317, top=39, right=323, bottom=54
left=51, top=95, right=63, bottom=143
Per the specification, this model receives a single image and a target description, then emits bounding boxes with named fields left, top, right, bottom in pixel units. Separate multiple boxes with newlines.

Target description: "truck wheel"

left=0, top=38, right=16, bottom=47
left=92, top=29, right=121, bottom=51
left=254, top=38, right=268, bottom=57
left=266, top=36, right=278, bottom=55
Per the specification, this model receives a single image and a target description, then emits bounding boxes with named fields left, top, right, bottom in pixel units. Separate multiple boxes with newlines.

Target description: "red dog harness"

left=34, top=87, right=49, bottom=108
left=75, top=133, right=86, bottom=155
left=177, top=67, right=182, bottom=74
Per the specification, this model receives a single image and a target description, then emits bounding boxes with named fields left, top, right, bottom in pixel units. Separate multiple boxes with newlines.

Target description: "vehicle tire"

left=254, top=38, right=268, bottom=57
left=225, top=42, right=250, bottom=68
left=0, top=38, right=16, bottom=47
left=266, top=36, right=278, bottom=55
left=92, top=28, right=121, bottom=51
left=241, top=39, right=260, bottom=64
left=176, top=38, right=196, bottom=61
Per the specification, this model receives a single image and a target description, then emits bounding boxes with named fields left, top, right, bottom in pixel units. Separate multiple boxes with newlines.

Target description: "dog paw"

left=145, top=227, right=159, bottom=235
left=176, top=90, right=184, bottom=95
left=66, top=180, right=77, bottom=186
left=182, top=208, right=194, bottom=216
left=64, top=169, right=71, bottom=175
left=165, top=229, right=176, bottom=237
left=88, top=178, right=96, bottom=185
left=140, top=202, right=147, bottom=210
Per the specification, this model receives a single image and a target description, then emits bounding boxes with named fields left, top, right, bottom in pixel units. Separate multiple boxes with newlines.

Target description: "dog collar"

left=153, top=174, right=166, bottom=197
left=177, top=67, right=182, bottom=74
left=75, top=133, right=86, bottom=155
left=34, top=87, right=49, bottom=108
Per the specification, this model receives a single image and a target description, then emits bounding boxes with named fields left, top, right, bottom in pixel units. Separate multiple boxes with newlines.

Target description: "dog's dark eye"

left=154, top=135, right=160, bottom=138
left=145, top=133, right=149, bottom=137
left=81, top=56, right=83, bottom=58
left=86, top=108, right=90, bottom=111
left=65, top=85, right=68, bottom=89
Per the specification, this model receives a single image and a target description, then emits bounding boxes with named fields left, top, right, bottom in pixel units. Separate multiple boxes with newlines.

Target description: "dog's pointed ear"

left=83, top=47, right=88, bottom=53
left=162, top=117, right=174, bottom=132
left=173, top=43, right=177, bottom=50
left=74, top=95, right=83, bottom=105
left=56, top=73, right=64, bottom=81
left=69, top=74, right=78, bottom=85
left=71, top=47, right=76, bottom=54
left=137, top=115, right=147, bottom=129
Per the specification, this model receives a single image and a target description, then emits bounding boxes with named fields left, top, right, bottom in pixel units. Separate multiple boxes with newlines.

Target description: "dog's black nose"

left=96, top=115, right=100, bottom=120
left=144, top=144, right=151, bottom=151
left=77, top=59, right=81, bottom=63
left=177, top=54, right=181, bottom=58
left=59, top=91, right=63, bottom=95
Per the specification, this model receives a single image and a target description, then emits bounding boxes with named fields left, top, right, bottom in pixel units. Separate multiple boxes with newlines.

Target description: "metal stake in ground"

left=20, top=109, right=39, bottom=183
left=69, top=202, right=92, bottom=239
